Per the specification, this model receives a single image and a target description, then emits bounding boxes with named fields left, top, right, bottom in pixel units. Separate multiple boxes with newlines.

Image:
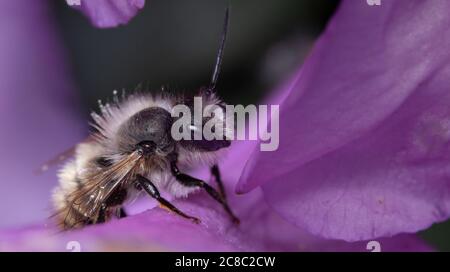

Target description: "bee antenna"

left=208, top=6, right=230, bottom=93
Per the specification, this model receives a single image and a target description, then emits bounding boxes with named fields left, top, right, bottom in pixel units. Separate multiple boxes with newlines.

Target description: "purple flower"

left=0, top=140, right=431, bottom=251
left=0, top=0, right=84, bottom=227
left=0, top=0, right=437, bottom=251
left=66, top=0, right=145, bottom=28
left=238, top=0, right=450, bottom=242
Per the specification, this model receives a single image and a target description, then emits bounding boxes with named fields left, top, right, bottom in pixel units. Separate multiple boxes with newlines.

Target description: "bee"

left=51, top=8, right=239, bottom=230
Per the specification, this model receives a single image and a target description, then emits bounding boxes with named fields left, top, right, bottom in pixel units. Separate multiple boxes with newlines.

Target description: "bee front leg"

left=116, top=208, right=127, bottom=219
left=135, top=174, right=200, bottom=224
left=171, top=162, right=239, bottom=224
left=211, top=164, right=226, bottom=199
left=120, top=208, right=127, bottom=218
left=97, top=203, right=107, bottom=224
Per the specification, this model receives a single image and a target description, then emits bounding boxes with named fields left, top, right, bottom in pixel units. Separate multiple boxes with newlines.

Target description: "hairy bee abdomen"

left=52, top=160, right=91, bottom=229
left=52, top=142, right=107, bottom=229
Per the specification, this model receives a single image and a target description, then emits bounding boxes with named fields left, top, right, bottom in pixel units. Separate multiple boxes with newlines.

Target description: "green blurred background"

left=53, top=0, right=450, bottom=251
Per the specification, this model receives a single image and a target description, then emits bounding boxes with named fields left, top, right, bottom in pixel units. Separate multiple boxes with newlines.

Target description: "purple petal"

left=0, top=1, right=84, bottom=227
left=67, top=0, right=145, bottom=28
left=239, top=0, right=450, bottom=241
left=0, top=141, right=432, bottom=251
left=0, top=190, right=432, bottom=252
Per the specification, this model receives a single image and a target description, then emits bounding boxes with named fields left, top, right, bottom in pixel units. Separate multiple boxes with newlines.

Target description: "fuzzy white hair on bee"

left=51, top=8, right=239, bottom=230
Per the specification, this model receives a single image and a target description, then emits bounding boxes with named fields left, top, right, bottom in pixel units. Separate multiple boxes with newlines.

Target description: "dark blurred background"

left=54, top=0, right=336, bottom=113
left=51, top=0, right=450, bottom=251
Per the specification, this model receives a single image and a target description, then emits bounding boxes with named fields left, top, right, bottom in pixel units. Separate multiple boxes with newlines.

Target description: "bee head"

left=117, top=107, right=175, bottom=156
left=177, top=93, right=231, bottom=152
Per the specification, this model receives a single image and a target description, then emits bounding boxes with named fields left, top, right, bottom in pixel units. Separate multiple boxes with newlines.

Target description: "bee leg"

left=211, top=164, right=226, bottom=199
left=120, top=208, right=127, bottom=218
left=135, top=174, right=201, bottom=224
left=97, top=203, right=107, bottom=224
left=171, top=162, right=240, bottom=224
left=116, top=208, right=127, bottom=219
